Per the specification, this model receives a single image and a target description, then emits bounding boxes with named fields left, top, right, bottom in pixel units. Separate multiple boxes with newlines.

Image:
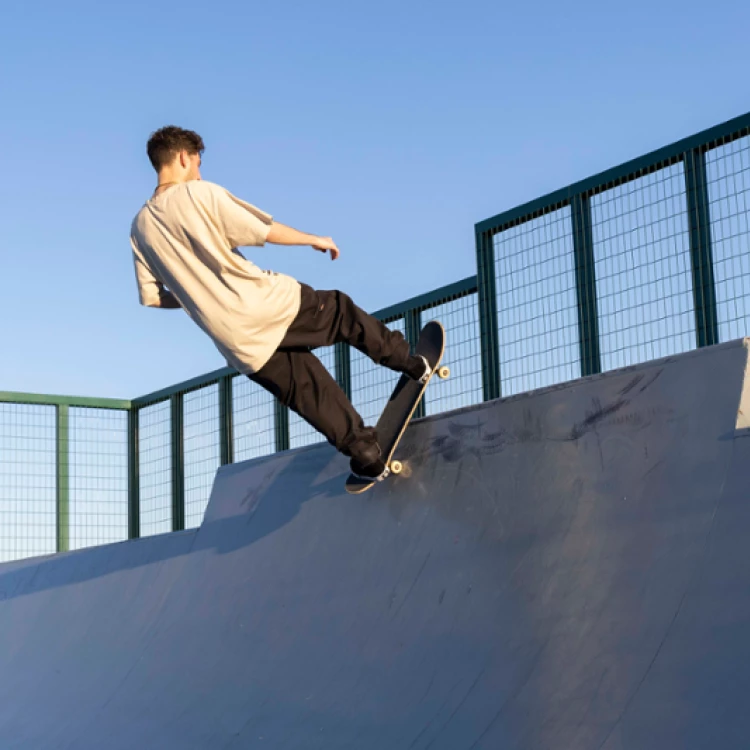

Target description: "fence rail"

left=3, top=112, right=750, bottom=562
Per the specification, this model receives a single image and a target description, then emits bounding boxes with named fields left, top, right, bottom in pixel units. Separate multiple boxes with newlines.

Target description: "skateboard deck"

left=345, top=321, right=447, bottom=495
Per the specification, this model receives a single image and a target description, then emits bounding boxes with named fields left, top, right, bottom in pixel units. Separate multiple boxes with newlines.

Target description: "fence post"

left=219, top=375, right=234, bottom=466
left=335, top=342, right=351, bottom=400
left=684, top=147, right=719, bottom=348
left=128, top=407, right=140, bottom=539
left=170, top=394, right=185, bottom=532
left=274, top=403, right=290, bottom=453
left=571, top=193, right=602, bottom=376
left=475, top=228, right=501, bottom=401
left=56, top=404, right=69, bottom=553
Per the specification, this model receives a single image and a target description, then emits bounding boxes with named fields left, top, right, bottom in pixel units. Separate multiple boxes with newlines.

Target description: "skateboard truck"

left=352, top=465, right=391, bottom=483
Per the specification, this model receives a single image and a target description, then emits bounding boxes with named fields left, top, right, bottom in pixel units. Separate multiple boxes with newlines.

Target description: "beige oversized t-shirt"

left=130, top=180, right=301, bottom=374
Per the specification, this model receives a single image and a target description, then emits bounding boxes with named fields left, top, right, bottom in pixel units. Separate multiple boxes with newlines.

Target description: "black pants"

left=248, top=284, right=413, bottom=460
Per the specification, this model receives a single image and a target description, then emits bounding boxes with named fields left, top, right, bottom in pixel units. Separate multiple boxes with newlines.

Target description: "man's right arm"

left=132, top=248, right=181, bottom=309
left=148, top=289, right=181, bottom=309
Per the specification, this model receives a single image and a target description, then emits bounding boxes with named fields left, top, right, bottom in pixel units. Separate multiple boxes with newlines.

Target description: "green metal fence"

left=0, top=393, right=130, bottom=562
left=2, top=111, right=750, bottom=562
left=0, top=276, right=480, bottom=560
left=476, top=111, right=750, bottom=398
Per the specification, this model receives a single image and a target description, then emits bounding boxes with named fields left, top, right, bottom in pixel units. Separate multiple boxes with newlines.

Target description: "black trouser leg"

left=248, top=348, right=376, bottom=457
left=248, top=285, right=414, bottom=460
left=281, top=284, right=413, bottom=370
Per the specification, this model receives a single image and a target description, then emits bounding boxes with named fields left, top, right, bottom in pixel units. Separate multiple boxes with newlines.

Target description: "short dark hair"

left=146, top=126, right=205, bottom=171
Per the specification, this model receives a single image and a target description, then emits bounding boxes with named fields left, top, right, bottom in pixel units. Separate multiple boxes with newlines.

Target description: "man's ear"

left=178, top=149, right=189, bottom=168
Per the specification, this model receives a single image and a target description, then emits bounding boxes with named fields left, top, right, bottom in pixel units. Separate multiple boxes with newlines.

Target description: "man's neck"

left=154, top=173, right=188, bottom=195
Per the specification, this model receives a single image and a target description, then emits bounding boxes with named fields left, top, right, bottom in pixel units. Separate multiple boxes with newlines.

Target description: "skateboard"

left=345, top=321, right=449, bottom=495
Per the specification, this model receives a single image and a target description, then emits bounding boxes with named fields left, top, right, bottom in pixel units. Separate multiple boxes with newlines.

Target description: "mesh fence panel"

left=706, top=135, right=750, bottom=342
left=138, top=400, right=172, bottom=537
left=350, top=317, right=407, bottom=428
left=0, top=403, right=57, bottom=562
left=592, top=164, right=696, bottom=371
left=232, top=376, right=276, bottom=462
left=421, top=293, right=482, bottom=415
left=69, top=407, right=128, bottom=551
left=289, top=346, right=336, bottom=449
left=183, top=385, right=220, bottom=530
left=494, top=207, right=581, bottom=396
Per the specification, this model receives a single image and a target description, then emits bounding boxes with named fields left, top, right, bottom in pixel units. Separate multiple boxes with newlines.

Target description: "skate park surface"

left=1, top=339, right=749, bottom=749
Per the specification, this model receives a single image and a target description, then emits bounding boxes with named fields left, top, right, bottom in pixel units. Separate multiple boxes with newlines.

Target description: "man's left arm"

left=210, top=184, right=340, bottom=260
left=266, top=222, right=340, bottom=260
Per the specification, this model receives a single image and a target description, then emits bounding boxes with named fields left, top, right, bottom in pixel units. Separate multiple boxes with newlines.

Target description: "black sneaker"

left=350, top=458, right=387, bottom=480
left=350, top=443, right=386, bottom=480
left=407, top=354, right=431, bottom=384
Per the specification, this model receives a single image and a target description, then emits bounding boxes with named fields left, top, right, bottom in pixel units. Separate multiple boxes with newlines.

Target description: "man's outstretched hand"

left=312, top=236, right=340, bottom=261
left=266, top=222, right=340, bottom=260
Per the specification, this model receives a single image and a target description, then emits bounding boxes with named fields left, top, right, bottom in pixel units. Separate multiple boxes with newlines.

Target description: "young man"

left=130, top=126, right=430, bottom=480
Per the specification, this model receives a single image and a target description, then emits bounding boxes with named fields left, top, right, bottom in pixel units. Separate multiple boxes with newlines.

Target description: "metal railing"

left=2, top=111, right=750, bottom=561
left=0, top=393, right=130, bottom=562
left=475, top=111, right=750, bottom=399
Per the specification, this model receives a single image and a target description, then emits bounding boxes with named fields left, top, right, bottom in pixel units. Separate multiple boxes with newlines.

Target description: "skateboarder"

left=130, top=126, right=430, bottom=480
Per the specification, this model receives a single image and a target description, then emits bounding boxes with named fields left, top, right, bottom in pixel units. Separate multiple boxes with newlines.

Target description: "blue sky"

left=1, top=0, right=748, bottom=400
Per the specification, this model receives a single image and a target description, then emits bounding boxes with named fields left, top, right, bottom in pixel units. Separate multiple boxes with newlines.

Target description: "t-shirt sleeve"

left=132, top=243, right=162, bottom=306
left=207, top=182, right=273, bottom=247
left=131, top=238, right=174, bottom=307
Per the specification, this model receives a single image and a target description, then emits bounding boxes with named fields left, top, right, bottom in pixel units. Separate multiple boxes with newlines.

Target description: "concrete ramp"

left=1, top=340, right=750, bottom=749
